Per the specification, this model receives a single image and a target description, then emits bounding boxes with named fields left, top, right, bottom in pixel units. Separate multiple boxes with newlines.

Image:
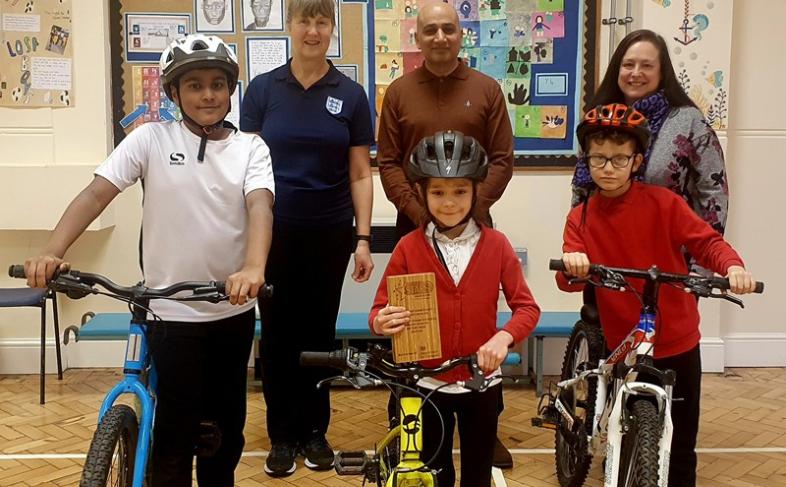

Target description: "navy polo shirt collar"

left=416, top=59, right=470, bottom=83
left=274, top=58, right=342, bottom=88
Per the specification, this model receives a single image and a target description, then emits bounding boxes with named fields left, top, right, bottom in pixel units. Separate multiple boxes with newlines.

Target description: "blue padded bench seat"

left=68, top=310, right=580, bottom=393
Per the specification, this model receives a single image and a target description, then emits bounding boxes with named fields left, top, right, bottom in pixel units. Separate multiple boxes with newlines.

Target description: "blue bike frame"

left=96, top=317, right=157, bottom=487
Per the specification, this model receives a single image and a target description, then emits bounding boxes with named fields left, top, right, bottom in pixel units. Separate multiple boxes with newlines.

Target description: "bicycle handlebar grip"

left=8, top=265, right=25, bottom=278
left=549, top=259, right=566, bottom=272
left=709, top=277, right=765, bottom=294
left=299, top=350, right=348, bottom=370
left=259, top=283, right=273, bottom=298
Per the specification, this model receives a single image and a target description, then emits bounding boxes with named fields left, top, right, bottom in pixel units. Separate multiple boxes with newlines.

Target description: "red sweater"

left=369, top=226, right=540, bottom=382
left=557, top=183, right=744, bottom=358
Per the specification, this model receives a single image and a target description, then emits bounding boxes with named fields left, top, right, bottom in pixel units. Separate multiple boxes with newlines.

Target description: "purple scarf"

left=572, top=90, right=671, bottom=198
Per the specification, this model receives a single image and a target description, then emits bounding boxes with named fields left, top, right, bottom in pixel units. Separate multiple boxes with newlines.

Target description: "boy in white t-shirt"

left=24, top=35, right=274, bottom=486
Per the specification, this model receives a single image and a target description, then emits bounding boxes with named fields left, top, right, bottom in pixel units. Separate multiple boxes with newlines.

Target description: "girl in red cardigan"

left=369, top=131, right=540, bottom=487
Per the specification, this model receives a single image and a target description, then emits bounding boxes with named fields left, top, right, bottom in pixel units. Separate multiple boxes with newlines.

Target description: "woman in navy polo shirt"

left=240, top=0, right=375, bottom=478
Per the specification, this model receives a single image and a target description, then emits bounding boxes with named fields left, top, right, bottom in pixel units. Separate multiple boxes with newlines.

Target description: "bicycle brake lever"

left=716, top=292, right=745, bottom=308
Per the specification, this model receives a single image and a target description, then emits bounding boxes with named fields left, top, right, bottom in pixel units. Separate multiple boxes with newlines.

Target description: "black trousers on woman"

left=259, top=219, right=353, bottom=443
left=148, top=309, right=255, bottom=487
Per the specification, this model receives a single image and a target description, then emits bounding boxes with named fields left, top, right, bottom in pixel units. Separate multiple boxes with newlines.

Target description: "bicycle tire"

left=617, top=400, right=661, bottom=487
left=555, top=320, right=604, bottom=487
left=80, top=404, right=139, bottom=487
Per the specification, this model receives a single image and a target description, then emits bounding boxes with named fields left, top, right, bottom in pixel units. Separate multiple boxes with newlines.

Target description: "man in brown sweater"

left=376, top=2, right=514, bottom=237
left=376, top=2, right=515, bottom=469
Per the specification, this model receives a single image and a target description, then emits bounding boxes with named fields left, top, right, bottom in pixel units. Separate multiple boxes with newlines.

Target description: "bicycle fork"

left=95, top=322, right=156, bottom=487
left=603, top=381, right=673, bottom=487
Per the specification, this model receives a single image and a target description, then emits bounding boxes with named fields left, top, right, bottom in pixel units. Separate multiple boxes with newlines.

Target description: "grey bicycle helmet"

left=408, top=131, right=489, bottom=182
left=159, top=34, right=239, bottom=100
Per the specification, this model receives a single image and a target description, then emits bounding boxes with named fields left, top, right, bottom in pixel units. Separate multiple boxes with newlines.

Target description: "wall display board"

left=109, top=0, right=596, bottom=166
left=0, top=0, right=74, bottom=107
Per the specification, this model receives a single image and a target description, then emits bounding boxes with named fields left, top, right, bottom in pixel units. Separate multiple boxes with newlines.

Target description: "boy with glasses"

left=557, top=103, right=757, bottom=484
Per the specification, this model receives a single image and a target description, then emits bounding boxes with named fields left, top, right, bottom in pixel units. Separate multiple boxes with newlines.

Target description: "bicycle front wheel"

left=617, top=399, right=661, bottom=487
left=80, top=404, right=139, bottom=487
left=555, top=320, right=604, bottom=487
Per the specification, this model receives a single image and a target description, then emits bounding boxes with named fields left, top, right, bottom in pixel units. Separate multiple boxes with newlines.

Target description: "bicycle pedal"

left=335, top=450, right=371, bottom=475
left=532, top=406, right=559, bottom=430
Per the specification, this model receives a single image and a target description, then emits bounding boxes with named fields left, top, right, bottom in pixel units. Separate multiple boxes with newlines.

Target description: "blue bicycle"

left=9, top=265, right=271, bottom=487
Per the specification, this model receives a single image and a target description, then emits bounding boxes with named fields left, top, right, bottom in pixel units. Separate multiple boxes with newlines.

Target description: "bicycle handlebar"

left=548, top=259, right=764, bottom=294
left=299, top=345, right=490, bottom=392
left=9, top=265, right=273, bottom=302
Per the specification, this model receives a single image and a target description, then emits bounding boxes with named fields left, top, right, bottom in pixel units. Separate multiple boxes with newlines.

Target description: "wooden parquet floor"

left=1, top=368, right=786, bottom=486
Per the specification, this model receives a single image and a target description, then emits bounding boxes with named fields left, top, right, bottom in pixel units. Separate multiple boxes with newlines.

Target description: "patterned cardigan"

left=573, top=106, right=728, bottom=235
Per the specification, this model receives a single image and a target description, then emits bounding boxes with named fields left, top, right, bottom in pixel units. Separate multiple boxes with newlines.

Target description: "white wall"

left=0, top=0, right=782, bottom=374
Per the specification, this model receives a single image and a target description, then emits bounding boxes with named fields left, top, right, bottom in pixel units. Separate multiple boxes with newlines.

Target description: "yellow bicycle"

left=300, top=345, right=495, bottom=487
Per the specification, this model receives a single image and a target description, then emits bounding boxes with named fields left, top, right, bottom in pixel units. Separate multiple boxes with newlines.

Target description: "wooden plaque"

left=387, top=272, right=442, bottom=363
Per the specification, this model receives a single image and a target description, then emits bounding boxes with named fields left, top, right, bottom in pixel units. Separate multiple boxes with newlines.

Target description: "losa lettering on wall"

left=5, top=36, right=40, bottom=57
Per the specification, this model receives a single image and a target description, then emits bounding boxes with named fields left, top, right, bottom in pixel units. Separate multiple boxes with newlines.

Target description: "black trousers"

left=649, top=345, right=702, bottom=487
left=259, top=219, right=353, bottom=443
left=148, top=309, right=255, bottom=487
left=419, top=385, right=501, bottom=487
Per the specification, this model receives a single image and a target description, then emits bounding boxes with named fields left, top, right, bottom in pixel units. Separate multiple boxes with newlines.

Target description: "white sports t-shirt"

left=95, top=121, right=275, bottom=322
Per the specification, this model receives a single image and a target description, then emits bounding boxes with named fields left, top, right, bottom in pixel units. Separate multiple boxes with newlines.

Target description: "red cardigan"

left=370, top=225, right=540, bottom=382
left=557, top=182, right=744, bottom=358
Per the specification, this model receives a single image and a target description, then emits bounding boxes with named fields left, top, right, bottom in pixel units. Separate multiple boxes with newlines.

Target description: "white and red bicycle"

left=533, top=259, right=763, bottom=487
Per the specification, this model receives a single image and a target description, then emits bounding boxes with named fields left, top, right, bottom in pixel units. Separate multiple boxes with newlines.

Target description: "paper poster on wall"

left=327, top=0, right=342, bottom=58
left=122, top=65, right=181, bottom=130
left=246, top=37, right=289, bottom=83
left=242, top=0, right=284, bottom=31
left=335, top=64, right=359, bottom=82
left=0, top=0, right=74, bottom=107
left=225, top=81, right=243, bottom=128
left=195, top=0, right=236, bottom=33
left=125, top=13, right=192, bottom=62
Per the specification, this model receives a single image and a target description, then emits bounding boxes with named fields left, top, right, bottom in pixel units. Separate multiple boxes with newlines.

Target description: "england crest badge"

left=326, top=96, right=343, bottom=115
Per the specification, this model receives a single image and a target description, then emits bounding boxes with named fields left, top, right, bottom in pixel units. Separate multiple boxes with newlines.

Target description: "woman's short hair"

left=590, top=29, right=697, bottom=109
left=286, top=0, right=335, bottom=26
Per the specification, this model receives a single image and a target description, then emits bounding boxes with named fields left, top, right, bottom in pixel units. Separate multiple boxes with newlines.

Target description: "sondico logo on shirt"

left=169, top=152, right=186, bottom=165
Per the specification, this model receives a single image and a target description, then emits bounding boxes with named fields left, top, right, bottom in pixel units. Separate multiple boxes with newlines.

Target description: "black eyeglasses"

left=587, top=154, right=635, bottom=169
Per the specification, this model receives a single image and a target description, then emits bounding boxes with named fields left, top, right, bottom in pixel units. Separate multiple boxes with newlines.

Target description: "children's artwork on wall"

left=531, top=38, right=553, bottom=63
left=375, top=52, right=404, bottom=84
left=455, top=0, right=480, bottom=21
left=195, top=0, right=235, bottom=33
left=643, top=0, right=732, bottom=129
left=507, top=12, right=532, bottom=46
left=461, top=21, right=481, bottom=48
left=459, top=47, right=481, bottom=69
left=503, top=77, right=530, bottom=110
left=539, top=105, right=567, bottom=138
left=376, top=19, right=402, bottom=53
left=515, top=105, right=541, bottom=137
left=241, top=0, right=283, bottom=31
left=538, top=0, right=564, bottom=11
left=398, top=18, right=418, bottom=52
left=327, top=0, right=342, bottom=58
left=506, top=46, right=531, bottom=78
left=479, top=46, right=507, bottom=80
left=0, top=0, right=74, bottom=107
left=531, top=11, right=564, bottom=39
left=403, top=51, right=425, bottom=72
left=481, top=19, right=509, bottom=47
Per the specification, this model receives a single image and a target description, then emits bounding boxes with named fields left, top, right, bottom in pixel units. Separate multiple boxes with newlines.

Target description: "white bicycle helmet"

left=159, top=34, right=239, bottom=161
left=159, top=34, right=239, bottom=101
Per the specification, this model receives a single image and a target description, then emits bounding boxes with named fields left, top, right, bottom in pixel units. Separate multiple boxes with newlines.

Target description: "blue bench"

left=65, top=310, right=579, bottom=394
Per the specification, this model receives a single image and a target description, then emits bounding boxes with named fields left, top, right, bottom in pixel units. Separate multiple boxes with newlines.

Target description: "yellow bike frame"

left=377, top=396, right=437, bottom=487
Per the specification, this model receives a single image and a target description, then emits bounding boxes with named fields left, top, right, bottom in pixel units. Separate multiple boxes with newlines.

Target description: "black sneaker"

left=264, top=441, right=297, bottom=477
left=300, top=435, right=335, bottom=471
